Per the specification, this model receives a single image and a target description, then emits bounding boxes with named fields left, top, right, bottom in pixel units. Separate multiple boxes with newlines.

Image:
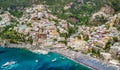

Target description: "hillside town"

left=0, top=3, right=120, bottom=69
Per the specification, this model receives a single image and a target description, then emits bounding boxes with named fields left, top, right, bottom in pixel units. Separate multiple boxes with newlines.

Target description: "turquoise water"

left=0, top=47, right=91, bottom=70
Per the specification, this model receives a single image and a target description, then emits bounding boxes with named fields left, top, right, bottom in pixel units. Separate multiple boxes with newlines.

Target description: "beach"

left=0, top=46, right=90, bottom=70
left=2, top=43, right=119, bottom=70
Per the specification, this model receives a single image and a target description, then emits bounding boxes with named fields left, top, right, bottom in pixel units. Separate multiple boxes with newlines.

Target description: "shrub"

left=104, top=40, right=112, bottom=52
left=9, top=10, right=23, bottom=18
left=0, top=23, right=30, bottom=44
left=0, top=17, right=2, bottom=21
left=108, top=0, right=120, bottom=13
left=58, top=40, right=67, bottom=45
left=91, top=47, right=101, bottom=58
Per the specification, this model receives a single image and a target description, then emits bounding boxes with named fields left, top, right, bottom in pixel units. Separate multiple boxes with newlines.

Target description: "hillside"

left=0, top=0, right=120, bottom=69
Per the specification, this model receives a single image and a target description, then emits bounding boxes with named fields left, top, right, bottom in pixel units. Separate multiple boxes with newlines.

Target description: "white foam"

left=33, top=50, right=48, bottom=54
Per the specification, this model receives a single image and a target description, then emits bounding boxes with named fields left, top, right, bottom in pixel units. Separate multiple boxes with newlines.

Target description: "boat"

left=2, top=61, right=16, bottom=67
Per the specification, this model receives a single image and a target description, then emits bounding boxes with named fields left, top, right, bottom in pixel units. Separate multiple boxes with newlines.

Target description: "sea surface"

left=0, top=46, right=91, bottom=70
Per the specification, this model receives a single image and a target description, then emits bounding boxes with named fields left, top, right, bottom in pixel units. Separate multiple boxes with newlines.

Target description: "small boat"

left=2, top=61, right=16, bottom=67
left=52, top=58, right=57, bottom=62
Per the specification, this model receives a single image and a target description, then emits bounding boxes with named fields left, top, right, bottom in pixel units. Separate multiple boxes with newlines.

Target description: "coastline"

left=50, top=48, right=119, bottom=70
left=50, top=48, right=96, bottom=70
left=0, top=3, right=120, bottom=70
left=1, top=43, right=119, bottom=70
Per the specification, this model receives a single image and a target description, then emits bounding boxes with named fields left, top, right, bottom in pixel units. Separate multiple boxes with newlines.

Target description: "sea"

left=0, top=46, right=91, bottom=70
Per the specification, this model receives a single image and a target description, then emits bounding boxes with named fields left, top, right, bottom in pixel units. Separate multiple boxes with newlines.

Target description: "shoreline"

left=49, top=48, right=119, bottom=70
left=1, top=43, right=119, bottom=70
left=50, top=49, right=96, bottom=70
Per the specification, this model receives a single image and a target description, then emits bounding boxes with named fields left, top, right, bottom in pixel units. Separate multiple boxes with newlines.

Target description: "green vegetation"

left=90, top=47, right=101, bottom=58
left=0, top=0, right=34, bottom=9
left=0, top=0, right=119, bottom=42
left=58, top=40, right=67, bottom=45
left=77, top=35, right=82, bottom=39
left=0, top=0, right=40, bottom=18
left=118, top=56, right=120, bottom=62
left=104, top=40, right=112, bottom=52
left=59, top=25, right=78, bottom=39
left=94, top=15, right=108, bottom=25
left=81, top=49, right=91, bottom=54
left=113, top=16, right=120, bottom=31
left=0, top=22, right=32, bottom=44
left=67, top=46, right=74, bottom=50
left=116, top=26, right=120, bottom=31
left=43, top=0, right=73, bottom=19
left=43, top=0, right=111, bottom=25
left=113, top=37, right=119, bottom=42
left=26, top=22, right=32, bottom=27
left=0, top=23, right=23, bottom=43
left=27, top=36, right=33, bottom=44
left=67, top=24, right=78, bottom=36
left=0, top=0, right=120, bottom=19
left=83, top=35, right=89, bottom=41
left=39, top=0, right=120, bottom=38
left=53, top=38, right=57, bottom=42
left=59, top=32, right=69, bottom=39
left=9, top=10, right=23, bottom=18
left=0, top=17, right=2, bottom=21
left=108, top=0, right=120, bottom=13
left=40, top=0, right=120, bottom=28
